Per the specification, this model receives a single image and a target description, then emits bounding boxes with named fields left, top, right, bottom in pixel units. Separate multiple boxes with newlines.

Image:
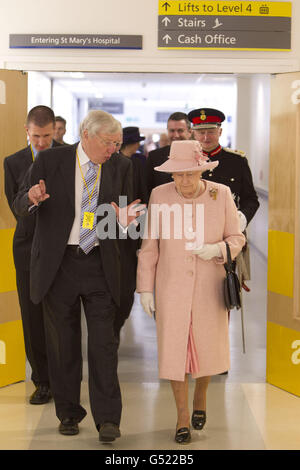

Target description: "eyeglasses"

left=95, top=134, right=122, bottom=148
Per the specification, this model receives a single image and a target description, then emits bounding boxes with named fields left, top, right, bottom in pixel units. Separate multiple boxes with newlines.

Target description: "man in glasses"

left=13, top=110, right=143, bottom=443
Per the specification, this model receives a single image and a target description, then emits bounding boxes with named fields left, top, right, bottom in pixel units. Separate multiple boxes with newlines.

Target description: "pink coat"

left=136, top=181, right=245, bottom=381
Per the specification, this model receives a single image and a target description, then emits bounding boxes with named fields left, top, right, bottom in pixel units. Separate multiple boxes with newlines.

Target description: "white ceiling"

left=45, top=72, right=236, bottom=101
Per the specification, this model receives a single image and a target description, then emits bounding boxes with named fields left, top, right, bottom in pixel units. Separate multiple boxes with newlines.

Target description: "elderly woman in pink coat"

left=136, top=140, right=245, bottom=444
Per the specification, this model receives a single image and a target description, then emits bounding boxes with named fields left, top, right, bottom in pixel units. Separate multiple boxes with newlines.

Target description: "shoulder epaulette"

left=223, top=147, right=246, bottom=157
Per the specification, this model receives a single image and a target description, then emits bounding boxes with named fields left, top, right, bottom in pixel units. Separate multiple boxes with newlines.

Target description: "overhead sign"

left=10, top=34, right=142, bottom=50
left=89, top=99, right=124, bottom=114
left=156, top=111, right=175, bottom=122
left=158, top=1, right=292, bottom=50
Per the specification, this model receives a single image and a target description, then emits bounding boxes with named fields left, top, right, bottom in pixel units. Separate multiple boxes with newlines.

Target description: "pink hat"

left=154, top=140, right=219, bottom=173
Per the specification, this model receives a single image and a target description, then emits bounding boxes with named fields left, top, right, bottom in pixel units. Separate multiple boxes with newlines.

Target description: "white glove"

left=192, top=243, right=222, bottom=260
left=140, top=292, right=155, bottom=318
left=238, top=211, right=247, bottom=232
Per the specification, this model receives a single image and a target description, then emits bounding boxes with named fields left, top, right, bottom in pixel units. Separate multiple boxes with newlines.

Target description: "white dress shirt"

left=67, top=142, right=101, bottom=246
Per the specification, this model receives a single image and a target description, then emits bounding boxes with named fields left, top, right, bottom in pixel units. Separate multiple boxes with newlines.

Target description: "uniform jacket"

left=202, top=146, right=259, bottom=224
left=13, top=144, right=133, bottom=306
left=137, top=181, right=245, bottom=381
left=4, top=141, right=61, bottom=270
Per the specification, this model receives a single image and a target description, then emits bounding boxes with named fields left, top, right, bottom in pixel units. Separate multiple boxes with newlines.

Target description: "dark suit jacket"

left=119, top=151, right=148, bottom=204
left=146, top=145, right=172, bottom=199
left=4, top=141, right=61, bottom=270
left=13, top=144, right=133, bottom=306
left=117, top=152, right=148, bottom=303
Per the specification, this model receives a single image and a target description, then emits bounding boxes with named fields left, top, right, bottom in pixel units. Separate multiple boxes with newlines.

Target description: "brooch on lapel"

left=209, top=188, right=218, bottom=200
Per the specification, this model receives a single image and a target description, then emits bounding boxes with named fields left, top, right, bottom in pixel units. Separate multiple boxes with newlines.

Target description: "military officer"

left=187, top=108, right=259, bottom=231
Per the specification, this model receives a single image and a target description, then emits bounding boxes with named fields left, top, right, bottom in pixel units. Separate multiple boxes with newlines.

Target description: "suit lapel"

left=59, top=144, right=77, bottom=210
left=24, top=146, right=34, bottom=169
left=98, top=153, right=116, bottom=205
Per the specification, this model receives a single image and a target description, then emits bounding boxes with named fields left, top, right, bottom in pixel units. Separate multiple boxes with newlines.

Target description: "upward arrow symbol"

left=162, top=2, right=171, bottom=12
left=163, top=34, right=172, bottom=44
left=162, top=17, right=171, bottom=27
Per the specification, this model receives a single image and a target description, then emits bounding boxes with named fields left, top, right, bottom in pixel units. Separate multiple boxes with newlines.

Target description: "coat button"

left=187, top=271, right=194, bottom=277
left=186, top=256, right=193, bottom=263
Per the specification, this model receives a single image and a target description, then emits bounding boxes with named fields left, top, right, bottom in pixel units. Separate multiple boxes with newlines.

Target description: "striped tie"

left=79, top=160, right=99, bottom=254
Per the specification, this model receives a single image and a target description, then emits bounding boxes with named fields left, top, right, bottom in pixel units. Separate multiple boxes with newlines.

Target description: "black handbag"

left=224, top=242, right=241, bottom=310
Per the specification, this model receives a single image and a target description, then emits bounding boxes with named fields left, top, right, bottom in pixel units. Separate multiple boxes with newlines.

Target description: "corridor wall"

left=0, top=70, right=27, bottom=387
left=267, top=71, right=300, bottom=396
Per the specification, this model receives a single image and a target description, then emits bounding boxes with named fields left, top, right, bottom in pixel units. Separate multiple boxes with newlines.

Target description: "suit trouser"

left=15, top=268, right=49, bottom=386
left=114, top=290, right=135, bottom=343
left=42, top=246, right=122, bottom=428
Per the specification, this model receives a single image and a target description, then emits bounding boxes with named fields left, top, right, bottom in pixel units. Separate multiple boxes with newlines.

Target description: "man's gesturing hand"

left=28, top=179, right=50, bottom=206
left=111, top=199, right=146, bottom=228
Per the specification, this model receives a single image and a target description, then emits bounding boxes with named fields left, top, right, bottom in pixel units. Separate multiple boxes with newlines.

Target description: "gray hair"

left=79, top=110, right=122, bottom=138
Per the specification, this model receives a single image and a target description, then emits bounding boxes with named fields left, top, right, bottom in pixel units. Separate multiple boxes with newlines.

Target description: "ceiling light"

left=70, top=72, right=85, bottom=79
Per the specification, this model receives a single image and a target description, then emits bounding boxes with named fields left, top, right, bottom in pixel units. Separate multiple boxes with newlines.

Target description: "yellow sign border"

left=158, top=1, right=292, bottom=17
left=158, top=47, right=291, bottom=51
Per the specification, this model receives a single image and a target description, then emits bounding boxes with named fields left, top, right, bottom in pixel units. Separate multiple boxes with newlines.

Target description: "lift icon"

left=259, top=5, right=270, bottom=15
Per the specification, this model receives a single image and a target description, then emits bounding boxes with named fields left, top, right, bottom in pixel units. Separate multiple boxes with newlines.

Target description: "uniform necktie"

left=79, top=160, right=99, bottom=254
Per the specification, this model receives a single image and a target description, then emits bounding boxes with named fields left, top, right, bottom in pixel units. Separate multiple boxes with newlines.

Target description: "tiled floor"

left=1, top=248, right=300, bottom=450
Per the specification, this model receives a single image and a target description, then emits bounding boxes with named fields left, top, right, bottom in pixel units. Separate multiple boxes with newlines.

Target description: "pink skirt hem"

left=185, top=321, right=200, bottom=375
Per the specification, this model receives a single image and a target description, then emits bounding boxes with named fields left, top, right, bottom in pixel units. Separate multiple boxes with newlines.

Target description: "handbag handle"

left=224, top=242, right=234, bottom=273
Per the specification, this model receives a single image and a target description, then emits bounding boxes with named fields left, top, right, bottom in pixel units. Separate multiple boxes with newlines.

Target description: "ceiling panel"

left=45, top=72, right=236, bottom=101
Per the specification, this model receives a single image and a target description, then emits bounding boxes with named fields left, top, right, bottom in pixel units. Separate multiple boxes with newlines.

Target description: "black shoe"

left=174, top=427, right=191, bottom=444
left=59, top=418, right=79, bottom=436
left=29, top=385, right=52, bottom=405
left=191, top=410, right=206, bottom=430
left=99, top=422, right=121, bottom=442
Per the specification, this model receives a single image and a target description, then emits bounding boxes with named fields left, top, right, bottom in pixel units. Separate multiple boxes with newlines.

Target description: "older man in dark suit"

left=13, top=110, right=143, bottom=443
left=4, top=105, right=61, bottom=405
